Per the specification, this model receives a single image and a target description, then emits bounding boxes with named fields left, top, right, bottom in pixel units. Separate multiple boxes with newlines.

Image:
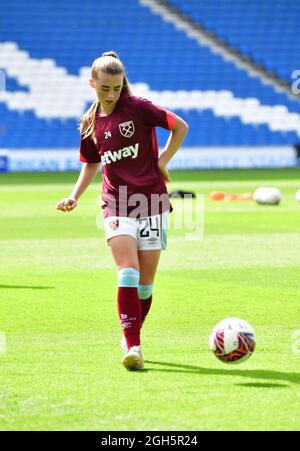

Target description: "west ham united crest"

left=109, top=219, right=119, bottom=230
left=119, top=121, right=135, bottom=138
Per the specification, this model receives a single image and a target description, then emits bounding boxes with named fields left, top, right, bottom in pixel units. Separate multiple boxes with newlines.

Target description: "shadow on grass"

left=0, top=284, right=54, bottom=290
left=236, top=383, right=288, bottom=388
left=0, top=172, right=79, bottom=185
left=2, top=169, right=299, bottom=187
left=144, top=360, right=300, bottom=385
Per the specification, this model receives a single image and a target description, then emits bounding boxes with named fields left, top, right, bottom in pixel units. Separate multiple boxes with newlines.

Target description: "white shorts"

left=104, top=211, right=169, bottom=251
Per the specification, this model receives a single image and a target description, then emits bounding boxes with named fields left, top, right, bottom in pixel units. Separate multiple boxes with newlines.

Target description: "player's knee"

left=118, top=267, right=140, bottom=288
left=138, top=283, right=153, bottom=300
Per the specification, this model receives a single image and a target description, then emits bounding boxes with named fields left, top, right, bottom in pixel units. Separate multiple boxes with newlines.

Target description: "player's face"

left=90, top=72, right=124, bottom=114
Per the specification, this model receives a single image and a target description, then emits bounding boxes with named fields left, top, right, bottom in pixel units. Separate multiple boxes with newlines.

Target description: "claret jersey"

left=79, top=92, right=177, bottom=218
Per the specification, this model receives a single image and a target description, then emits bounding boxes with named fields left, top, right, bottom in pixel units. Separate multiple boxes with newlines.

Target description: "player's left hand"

left=158, top=161, right=171, bottom=184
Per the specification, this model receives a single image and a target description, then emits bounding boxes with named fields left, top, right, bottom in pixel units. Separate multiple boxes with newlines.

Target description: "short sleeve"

left=137, top=98, right=177, bottom=130
left=79, top=135, right=101, bottom=163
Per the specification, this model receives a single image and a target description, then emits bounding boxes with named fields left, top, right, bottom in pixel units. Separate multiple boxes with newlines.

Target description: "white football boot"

left=122, top=345, right=144, bottom=370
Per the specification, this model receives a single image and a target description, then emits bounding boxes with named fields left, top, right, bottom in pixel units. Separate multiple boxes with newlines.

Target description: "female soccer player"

left=56, top=51, right=188, bottom=370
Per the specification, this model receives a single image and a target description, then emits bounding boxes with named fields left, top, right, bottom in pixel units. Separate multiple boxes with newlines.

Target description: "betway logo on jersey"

left=101, top=143, right=139, bottom=166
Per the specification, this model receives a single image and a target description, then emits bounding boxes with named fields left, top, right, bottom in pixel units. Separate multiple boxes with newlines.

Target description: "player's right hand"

left=56, top=197, right=77, bottom=212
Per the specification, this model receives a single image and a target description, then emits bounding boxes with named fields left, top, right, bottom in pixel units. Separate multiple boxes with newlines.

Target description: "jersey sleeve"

left=137, top=97, right=177, bottom=130
left=79, top=135, right=101, bottom=163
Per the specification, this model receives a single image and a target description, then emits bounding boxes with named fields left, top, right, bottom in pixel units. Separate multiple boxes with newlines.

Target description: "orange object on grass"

left=208, top=191, right=226, bottom=201
left=209, top=191, right=254, bottom=202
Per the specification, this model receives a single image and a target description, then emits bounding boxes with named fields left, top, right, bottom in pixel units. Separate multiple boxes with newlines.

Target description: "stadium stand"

left=0, top=0, right=299, bottom=149
left=168, top=0, right=300, bottom=82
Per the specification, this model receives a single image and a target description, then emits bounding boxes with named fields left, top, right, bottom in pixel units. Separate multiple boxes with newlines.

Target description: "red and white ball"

left=209, top=318, right=256, bottom=364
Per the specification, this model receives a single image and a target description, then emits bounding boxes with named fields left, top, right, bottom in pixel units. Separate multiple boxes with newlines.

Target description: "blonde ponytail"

left=80, top=51, right=132, bottom=141
left=80, top=100, right=99, bottom=142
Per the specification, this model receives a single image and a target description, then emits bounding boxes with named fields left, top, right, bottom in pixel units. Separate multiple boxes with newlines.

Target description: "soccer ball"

left=209, top=318, right=256, bottom=364
left=253, top=187, right=281, bottom=205
left=296, top=189, right=300, bottom=203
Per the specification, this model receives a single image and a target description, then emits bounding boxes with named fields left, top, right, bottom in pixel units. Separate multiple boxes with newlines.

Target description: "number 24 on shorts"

left=138, top=216, right=160, bottom=238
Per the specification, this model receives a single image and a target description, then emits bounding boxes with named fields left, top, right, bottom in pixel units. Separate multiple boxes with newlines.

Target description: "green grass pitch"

left=0, top=168, right=300, bottom=431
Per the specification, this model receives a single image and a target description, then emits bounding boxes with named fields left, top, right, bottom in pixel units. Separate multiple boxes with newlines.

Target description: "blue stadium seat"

left=0, top=0, right=300, bottom=148
left=169, top=0, right=300, bottom=83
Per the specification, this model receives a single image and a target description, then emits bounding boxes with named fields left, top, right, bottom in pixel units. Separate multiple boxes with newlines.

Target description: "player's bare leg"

left=138, top=249, right=161, bottom=326
left=108, top=235, right=139, bottom=272
left=138, top=250, right=161, bottom=284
